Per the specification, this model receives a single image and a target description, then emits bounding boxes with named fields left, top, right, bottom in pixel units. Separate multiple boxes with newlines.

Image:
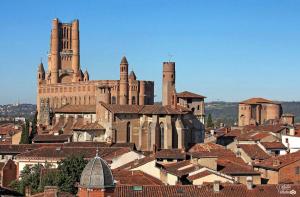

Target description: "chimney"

left=213, top=181, right=220, bottom=193
left=246, top=176, right=253, bottom=190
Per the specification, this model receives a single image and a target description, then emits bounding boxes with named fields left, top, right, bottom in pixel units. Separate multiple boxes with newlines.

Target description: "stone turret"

left=119, top=56, right=129, bottom=105
left=162, top=62, right=176, bottom=106
left=37, top=62, right=45, bottom=84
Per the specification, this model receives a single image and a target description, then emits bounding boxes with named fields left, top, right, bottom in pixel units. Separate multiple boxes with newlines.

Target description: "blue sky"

left=0, top=0, right=300, bottom=104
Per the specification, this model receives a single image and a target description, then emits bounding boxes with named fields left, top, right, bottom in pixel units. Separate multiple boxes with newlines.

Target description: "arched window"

left=126, top=122, right=131, bottom=143
left=111, top=96, right=116, bottom=104
left=132, top=96, right=136, bottom=105
left=160, top=123, right=164, bottom=149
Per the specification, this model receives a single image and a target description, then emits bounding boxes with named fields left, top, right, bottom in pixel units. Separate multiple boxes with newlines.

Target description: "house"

left=254, top=151, right=300, bottom=184
left=237, top=144, right=271, bottom=164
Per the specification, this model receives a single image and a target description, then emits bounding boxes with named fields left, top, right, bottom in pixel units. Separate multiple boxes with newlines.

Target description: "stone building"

left=36, top=18, right=205, bottom=152
left=37, top=18, right=154, bottom=125
left=238, top=98, right=282, bottom=127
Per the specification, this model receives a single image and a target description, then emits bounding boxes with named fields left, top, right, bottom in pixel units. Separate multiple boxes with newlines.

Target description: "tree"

left=20, top=119, right=30, bottom=144
left=29, top=111, right=38, bottom=143
left=10, top=164, right=43, bottom=194
left=57, top=154, right=88, bottom=194
left=206, top=113, right=214, bottom=128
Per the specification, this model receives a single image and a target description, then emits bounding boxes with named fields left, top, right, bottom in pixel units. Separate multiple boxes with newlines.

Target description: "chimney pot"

left=213, top=181, right=220, bottom=193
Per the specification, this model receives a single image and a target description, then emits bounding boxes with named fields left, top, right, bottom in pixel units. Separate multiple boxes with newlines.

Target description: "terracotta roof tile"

left=254, top=151, right=300, bottom=170
left=240, top=98, right=277, bottom=105
left=54, top=104, right=96, bottom=113
left=260, top=142, right=286, bottom=150
left=238, top=144, right=271, bottom=160
left=114, top=184, right=300, bottom=197
left=32, top=134, right=72, bottom=143
left=100, top=102, right=186, bottom=115
left=176, top=91, right=206, bottom=99
left=115, top=155, right=155, bottom=170
left=113, top=170, right=163, bottom=186
left=218, top=159, right=260, bottom=175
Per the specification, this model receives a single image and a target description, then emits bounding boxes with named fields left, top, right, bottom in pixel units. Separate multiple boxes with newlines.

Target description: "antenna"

left=96, top=146, right=99, bottom=158
left=168, top=53, right=174, bottom=62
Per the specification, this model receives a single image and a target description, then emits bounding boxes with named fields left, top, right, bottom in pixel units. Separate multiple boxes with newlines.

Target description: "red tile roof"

left=187, top=170, right=213, bottom=181
left=113, top=170, right=163, bottom=186
left=54, top=104, right=96, bottom=113
left=32, top=134, right=72, bottom=143
left=15, top=146, right=131, bottom=162
left=114, top=184, right=300, bottom=197
left=176, top=91, right=206, bottom=99
left=254, top=151, right=300, bottom=170
left=100, top=102, right=186, bottom=115
left=240, top=98, right=277, bottom=105
left=238, top=144, right=271, bottom=160
left=159, top=160, right=201, bottom=177
left=260, top=142, right=286, bottom=150
left=218, top=159, right=260, bottom=175
left=115, top=155, right=155, bottom=170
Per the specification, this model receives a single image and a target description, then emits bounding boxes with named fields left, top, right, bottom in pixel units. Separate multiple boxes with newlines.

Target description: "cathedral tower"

left=49, top=18, right=81, bottom=84
left=119, top=56, right=129, bottom=105
left=162, top=62, right=176, bottom=106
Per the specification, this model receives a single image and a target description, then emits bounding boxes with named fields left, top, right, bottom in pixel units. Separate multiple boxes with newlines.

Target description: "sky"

left=0, top=0, right=300, bottom=104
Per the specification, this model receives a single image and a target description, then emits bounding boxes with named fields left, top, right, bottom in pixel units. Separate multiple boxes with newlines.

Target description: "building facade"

left=238, top=98, right=282, bottom=127
left=37, top=18, right=154, bottom=125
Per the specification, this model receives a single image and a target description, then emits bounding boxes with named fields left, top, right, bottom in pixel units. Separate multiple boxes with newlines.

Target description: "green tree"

left=206, top=113, right=214, bottom=128
left=10, top=164, right=43, bottom=194
left=20, top=119, right=30, bottom=144
left=57, top=154, right=88, bottom=194
left=29, top=112, right=38, bottom=143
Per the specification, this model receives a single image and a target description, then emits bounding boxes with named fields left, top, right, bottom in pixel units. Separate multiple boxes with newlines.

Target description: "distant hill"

left=205, top=101, right=300, bottom=126
left=0, top=104, right=36, bottom=118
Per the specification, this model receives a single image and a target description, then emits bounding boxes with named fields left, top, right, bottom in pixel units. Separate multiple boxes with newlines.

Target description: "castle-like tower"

left=48, top=18, right=82, bottom=84
left=37, top=18, right=154, bottom=125
left=119, top=56, right=129, bottom=105
left=162, top=62, right=176, bottom=106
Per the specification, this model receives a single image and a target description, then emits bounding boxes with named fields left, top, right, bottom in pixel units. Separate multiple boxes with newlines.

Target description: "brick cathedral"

left=36, top=18, right=205, bottom=151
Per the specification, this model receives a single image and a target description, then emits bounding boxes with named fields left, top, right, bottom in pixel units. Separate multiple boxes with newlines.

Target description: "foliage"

left=20, top=119, right=30, bottom=144
left=206, top=113, right=214, bottom=128
left=10, top=164, right=43, bottom=194
left=29, top=111, right=38, bottom=143
left=10, top=155, right=88, bottom=195
left=57, top=154, right=88, bottom=194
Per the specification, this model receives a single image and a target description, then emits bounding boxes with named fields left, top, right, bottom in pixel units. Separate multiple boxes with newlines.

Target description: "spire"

left=38, top=61, right=45, bottom=73
left=120, top=56, right=128, bottom=65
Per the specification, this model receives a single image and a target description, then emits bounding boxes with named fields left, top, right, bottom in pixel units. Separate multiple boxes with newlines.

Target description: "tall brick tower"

left=119, top=56, right=129, bottom=105
left=162, top=62, right=176, bottom=106
left=49, top=18, right=81, bottom=84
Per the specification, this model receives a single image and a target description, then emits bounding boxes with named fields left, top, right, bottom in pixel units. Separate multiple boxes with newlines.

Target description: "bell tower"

left=162, top=62, right=176, bottom=106
left=48, top=18, right=82, bottom=84
left=119, top=56, right=129, bottom=105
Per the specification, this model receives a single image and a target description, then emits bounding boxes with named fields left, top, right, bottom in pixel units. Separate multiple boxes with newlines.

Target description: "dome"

left=80, top=153, right=115, bottom=189
left=120, top=56, right=128, bottom=64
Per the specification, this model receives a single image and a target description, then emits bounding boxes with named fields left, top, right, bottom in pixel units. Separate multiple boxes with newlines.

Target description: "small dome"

left=129, top=71, right=136, bottom=80
left=120, top=56, right=128, bottom=64
left=80, top=154, right=114, bottom=189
